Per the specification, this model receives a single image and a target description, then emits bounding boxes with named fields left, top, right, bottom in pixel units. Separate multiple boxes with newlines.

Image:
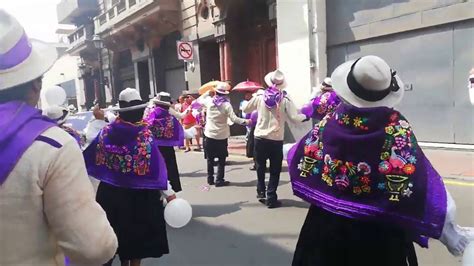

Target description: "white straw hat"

left=264, top=69, right=287, bottom=90
left=215, top=82, right=230, bottom=95
left=152, top=91, right=172, bottom=106
left=331, top=55, right=404, bottom=108
left=109, top=88, right=148, bottom=112
left=43, top=105, right=70, bottom=125
left=0, top=9, right=58, bottom=90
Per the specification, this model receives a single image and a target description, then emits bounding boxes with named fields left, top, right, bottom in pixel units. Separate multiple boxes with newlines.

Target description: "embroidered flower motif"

left=402, top=187, right=413, bottom=197
left=357, top=162, right=371, bottom=175
left=403, top=164, right=416, bottom=175
left=353, top=186, right=362, bottom=195
left=360, top=176, right=370, bottom=185
left=397, top=128, right=407, bottom=137
left=361, top=185, right=371, bottom=193
left=377, top=182, right=386, bottom=190
left=378, top=161, right=392, bottom=174
left=342, top=114, right=350, bottom=125
left=385, top=126, right=395, bottom=135
left=353, top=117, right=363, bottom=127
left=324, top=154, right=332, bottom=164
left=381, top=152, right=390, bottom=160
left=312, top=167, right=320, bottom=174
left=390, top=113, right=399, bottom=122
left=399, top=120, right=409, bottom=129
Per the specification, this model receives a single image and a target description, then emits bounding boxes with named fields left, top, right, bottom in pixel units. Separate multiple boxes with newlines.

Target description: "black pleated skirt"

left=158, top=146, right=182, bottom=192
left=292, top=205, right=418, bottom=266
left=96, top=182, right=169, bottom=261
left=246, top=127, right=255, bottom=158
left=204, top=136, right=228, bottom=159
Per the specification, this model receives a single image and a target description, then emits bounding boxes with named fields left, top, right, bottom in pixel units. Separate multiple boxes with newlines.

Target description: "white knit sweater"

left=0, top=127, right=118, bottom=266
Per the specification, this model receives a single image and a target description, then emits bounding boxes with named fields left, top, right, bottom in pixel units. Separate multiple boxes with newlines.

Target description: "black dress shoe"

left=215, top=180, right=230, bottom=187
left=256, top=192, right=266, bottom=199
left=267, top=200, right=282, bottom=209
left=208, top=180, right=215, bottom=185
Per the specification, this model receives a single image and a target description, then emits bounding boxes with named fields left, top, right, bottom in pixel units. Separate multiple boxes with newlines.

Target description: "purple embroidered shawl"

left=212, top=95, right=229, bottom=107
left=83, top=119, right=168, bottom=190
left=144, top=106, right=184, bottom=147
left=310, top=91, right=341, bottom=120
left=288, top=103, right=446, bottom=245
left=264, top=85, right=287, bottom=109
left=0, top=101, right=55, bottom=185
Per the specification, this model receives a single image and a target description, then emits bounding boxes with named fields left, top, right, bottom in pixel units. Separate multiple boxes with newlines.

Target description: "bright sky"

left=1, top=0, right=68, bottom=42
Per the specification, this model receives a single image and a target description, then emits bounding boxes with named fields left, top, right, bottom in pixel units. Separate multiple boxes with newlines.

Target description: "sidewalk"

left=227, top=136, right=474, bottom=180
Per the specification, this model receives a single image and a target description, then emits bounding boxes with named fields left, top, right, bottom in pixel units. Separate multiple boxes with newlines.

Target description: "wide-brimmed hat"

left=152, top=91, right=172, bottom=107
left=43, top=105, right=70, bottom=125
left=108, top=88, right=148, bottom=112
left=322, top=77, right=332, bottom=87
left=0, top=9, right=58, bottom=91
left=331, top=55, right=404, bottom=108
left=264, top=69, right=287, bottom=90
left=215, top=82, right=230, bottom=95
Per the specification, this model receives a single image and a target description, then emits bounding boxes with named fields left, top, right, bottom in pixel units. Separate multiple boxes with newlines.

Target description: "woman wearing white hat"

left=289, top=55, right=473, bottom=265
left=0, top=9, right=117, bottom=265
left=83, top=88, right=177, bottom=266
left=197, top=82, right=250, bottom=187
left=243, top=69, right=309, bottom=208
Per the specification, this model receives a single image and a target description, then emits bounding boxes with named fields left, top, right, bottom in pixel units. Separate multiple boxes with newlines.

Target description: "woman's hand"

left=166, top=194, right=177, bottom=203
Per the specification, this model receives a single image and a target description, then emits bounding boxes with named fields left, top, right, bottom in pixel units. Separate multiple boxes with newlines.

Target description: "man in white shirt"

left=0, top=10, right=117, bottom=265
left=243, top=70, right=309, bottom=208
left=198, top=83, right=250, bottom=186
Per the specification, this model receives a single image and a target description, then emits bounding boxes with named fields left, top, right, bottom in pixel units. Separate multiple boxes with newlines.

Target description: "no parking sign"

left=177, top=41, right=194, bottom=61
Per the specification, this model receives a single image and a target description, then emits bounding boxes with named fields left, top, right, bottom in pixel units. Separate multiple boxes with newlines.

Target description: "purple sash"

left=83, top=119, right=168, bottom=190
left=288, top=103, right=446, bottom=243
left=0, top=101, right=55, bottom=185
left=264, top=85, right=287, bottom=109
left=145, top=106, right=184, bottom=147
left=212, top=95, right=229, bottom=107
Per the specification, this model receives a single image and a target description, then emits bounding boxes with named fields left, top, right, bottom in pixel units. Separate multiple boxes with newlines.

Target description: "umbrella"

left=232, top=80, right=263, bottom=93
left=198, top=81, right=221, bottom=95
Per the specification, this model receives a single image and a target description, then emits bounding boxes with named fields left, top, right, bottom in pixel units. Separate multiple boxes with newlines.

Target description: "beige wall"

left=327, top=0, right=474, bottom=46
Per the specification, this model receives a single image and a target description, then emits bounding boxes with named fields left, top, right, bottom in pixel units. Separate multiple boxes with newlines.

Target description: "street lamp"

left=93, top=34, right=106, bottom=108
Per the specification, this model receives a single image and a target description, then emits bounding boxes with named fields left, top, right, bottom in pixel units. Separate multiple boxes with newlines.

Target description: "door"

left=137, top=60, right=151, bottom=101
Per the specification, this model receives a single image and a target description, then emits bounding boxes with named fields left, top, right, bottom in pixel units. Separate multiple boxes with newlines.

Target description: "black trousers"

left=158, top=146, right=182, bottom=192
left=204, top=137, right=228, bottom=183
left=207, top=156, right=226, bottom=183
left=254, top=137, right=283, bottom=201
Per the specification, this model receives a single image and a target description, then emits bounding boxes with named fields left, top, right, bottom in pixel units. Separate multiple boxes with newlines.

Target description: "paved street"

left=108, top=149, right=474, bottom=266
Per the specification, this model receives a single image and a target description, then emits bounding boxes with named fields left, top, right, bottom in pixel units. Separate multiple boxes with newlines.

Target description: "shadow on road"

left=226, top=160, right=252, bottom=166
left=279, top=199, right=310, bottom=209
left=157, top=220, right=294, bottom=266
left=230, top=180, right=291, bottom=188
left=192, top=201, right=248, bottom=218
left=181, top=170, right=208, bottom=178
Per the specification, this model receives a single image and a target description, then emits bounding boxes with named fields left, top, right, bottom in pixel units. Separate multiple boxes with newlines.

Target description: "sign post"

left=177, top=41, right=194, bottom=61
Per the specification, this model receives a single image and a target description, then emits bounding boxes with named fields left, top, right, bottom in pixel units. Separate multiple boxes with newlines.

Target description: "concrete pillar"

left=308, top=0, right=327, bottom=92
left=276, top=0, right=313, bottom=140
left=148, top=57, right=156, bottom=97
left=134, top=62, right=140, bottom=91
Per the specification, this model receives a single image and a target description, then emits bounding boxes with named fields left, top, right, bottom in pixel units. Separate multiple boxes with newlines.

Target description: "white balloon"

left=463, top=241, right=474, bottom=266
left=42, top=85, right=67, bottom=106
left=283, top=143, right=296, bottom=161
left=164, top=198, right=192, bottom=228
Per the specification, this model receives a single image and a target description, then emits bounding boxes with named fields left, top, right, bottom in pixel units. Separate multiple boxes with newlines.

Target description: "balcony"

left=57, top=0, right=99, bottom=25
left=94, top=0, right=179, bottom=35
left=66, top=24, right=96, bottom=58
